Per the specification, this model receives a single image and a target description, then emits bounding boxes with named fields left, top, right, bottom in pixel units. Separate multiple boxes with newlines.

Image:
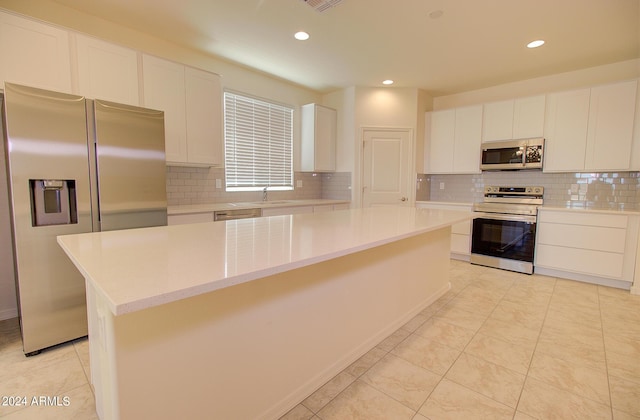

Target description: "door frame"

left=359, top=126, right=416, bottom=208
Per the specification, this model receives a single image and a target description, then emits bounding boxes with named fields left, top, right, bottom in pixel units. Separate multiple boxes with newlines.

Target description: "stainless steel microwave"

left=480, top=138, right=544, bottom=170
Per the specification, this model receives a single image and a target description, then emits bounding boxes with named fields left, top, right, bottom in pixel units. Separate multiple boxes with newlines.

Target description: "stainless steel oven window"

left=471, top=216, right=536, bottom=263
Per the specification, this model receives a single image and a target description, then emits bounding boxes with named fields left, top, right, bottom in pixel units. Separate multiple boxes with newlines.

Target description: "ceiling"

left=50, top=0, right=640, bottom=96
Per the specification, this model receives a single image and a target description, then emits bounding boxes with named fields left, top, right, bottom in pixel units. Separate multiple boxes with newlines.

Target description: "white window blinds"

left=224, top=91, right=294, bottom=191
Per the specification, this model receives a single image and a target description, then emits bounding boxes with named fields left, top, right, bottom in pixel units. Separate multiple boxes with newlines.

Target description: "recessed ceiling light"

left=527, top=40, right=545, bottom=49
left=382, top=80, right=394, bottom=85
left=294, top=31, right=310, bottom=41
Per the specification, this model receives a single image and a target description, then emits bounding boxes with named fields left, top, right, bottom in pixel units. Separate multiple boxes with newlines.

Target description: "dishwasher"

left=213, top=208, right=262, bottom=221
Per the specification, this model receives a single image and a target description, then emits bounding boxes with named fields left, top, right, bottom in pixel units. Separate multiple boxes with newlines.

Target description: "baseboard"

left=534, top=266, right=632, bottom=290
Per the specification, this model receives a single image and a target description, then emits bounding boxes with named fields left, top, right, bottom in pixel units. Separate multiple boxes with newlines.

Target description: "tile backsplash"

left=167, top=166, right=351, bottom=206
left=423, top=171, right=640, bottom=211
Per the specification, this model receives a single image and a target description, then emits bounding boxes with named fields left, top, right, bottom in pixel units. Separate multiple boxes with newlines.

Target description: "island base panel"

left=88, top=227, right=451, bottom=419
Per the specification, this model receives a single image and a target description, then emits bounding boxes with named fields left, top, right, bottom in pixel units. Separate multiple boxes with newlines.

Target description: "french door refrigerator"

left=2, top=82, right=167, bottom=355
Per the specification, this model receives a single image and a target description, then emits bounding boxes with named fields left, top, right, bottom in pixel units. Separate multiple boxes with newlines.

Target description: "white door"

left=362, top=128, right=413, bottom=207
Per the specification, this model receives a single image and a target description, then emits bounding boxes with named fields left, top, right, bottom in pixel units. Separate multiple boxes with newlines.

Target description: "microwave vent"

left=301, top=0, right=345, bottom=13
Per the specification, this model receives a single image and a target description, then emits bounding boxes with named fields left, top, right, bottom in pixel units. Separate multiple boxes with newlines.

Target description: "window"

left=223, top=91, right=294, bottom=191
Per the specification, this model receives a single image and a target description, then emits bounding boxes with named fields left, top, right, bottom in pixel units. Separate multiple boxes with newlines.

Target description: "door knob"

left=400, top=197, right=407, bottom=201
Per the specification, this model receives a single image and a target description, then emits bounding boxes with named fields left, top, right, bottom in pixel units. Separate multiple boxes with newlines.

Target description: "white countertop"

left=419, top=201, right=639, bottom=215
left=540, top=205, right=640, bottom=216
left=168, top=199, right=350, bottom=215
left=57, top=206, right=471, bottom=316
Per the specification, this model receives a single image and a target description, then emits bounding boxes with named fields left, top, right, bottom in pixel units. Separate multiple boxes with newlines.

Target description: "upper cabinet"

left=184, top=67, right=223, bottom=166
left=0, top=11, right=72, bottom=93
left=543, top=88, right=591, bottom=172
left=425, top=105, right=482, bottom=174
left=585, top=81, right=637, bottom=170
left=482, top=95, right=545, bottom=141
left=544, top=80, right=637, bottom=172
left=142, top=54, right=223, bottom=166
left=74, top=34, right=140, bottom=106
left=142, top=55, right=187, bottom=163
left=301, top=104, right=337, bottom=172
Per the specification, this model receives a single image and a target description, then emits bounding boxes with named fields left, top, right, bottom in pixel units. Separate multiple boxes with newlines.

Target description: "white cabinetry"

left=262, top=206, right=314, bottom=217
left=425, top=109, right=454, bottom=173
left=142, top=55, right=187, bottom=163
left=585, top=81, right=637, bottom=170
left=74, top=34, right=140, bottom=106
left=184, top=67, right=223, bottom=166
left=482, top=95, right=545, bottom=141
left=0, top=11, right=72, bottom=93
left=142, top=55, right=223, bottom=166
left=301, top=104, right=336, bottom=172
left=544, top=81, right=637, bottom=172
left=543, top=88, right=590, bottom=172
left=416, top=202, right=472, bottom=260
left=168, top=212, right=214, bottom=225
left=425, top=105, right=482, bottom=174
left=535, top=209, right=640, bottom=287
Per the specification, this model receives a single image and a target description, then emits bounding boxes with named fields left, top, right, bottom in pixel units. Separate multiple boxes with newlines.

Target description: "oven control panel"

left=484, top=186, right=543, bottom=198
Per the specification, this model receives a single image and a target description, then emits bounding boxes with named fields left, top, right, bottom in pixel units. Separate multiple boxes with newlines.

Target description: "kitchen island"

left=57, top=206, right=471, bottom=420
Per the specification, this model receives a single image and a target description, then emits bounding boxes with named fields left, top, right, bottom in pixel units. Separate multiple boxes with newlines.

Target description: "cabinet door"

left=585, top=80, right=637, bottom=170
left=0, top=12, right=71, bottom=92
left=453, top=105, right=482, bottom=173
left=482, top=99, right=514, bottom=141
left=513, top=95, right=545, bottom=139
left=314, top=105, right=337, bottom=171
left=142, top=55, right=187, bottom=163
left=543, top=88, right=590, bottom=172
left=75, top=34, right=139, bottom=105
left=426, top=109, right=455, bottom=173
left=185, top=67, right=223, bottom=166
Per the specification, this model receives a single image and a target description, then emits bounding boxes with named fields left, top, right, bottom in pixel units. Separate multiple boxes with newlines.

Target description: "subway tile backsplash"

left=167, top=166, right=351, bottom=206
left=424, top=171, right=640, bottom=211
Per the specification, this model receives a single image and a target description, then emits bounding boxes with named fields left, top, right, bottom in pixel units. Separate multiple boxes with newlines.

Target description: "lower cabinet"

left=416, top=202, right=472, bottom=260
left=535, top=209, right=640, bottom=287
left=168, top=203, right=350, bottom=224
left=168, top=212, right=214, bottom=225
left=261, top=206, right=314, bottom=217
left=262, top=203, right=348, bottom=217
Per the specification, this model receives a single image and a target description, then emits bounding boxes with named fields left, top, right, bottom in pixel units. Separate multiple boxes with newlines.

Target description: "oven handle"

left=473, top=212, right=537, bottom=223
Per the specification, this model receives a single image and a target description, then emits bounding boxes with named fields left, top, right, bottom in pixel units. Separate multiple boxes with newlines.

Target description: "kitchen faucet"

left=263, top=186, right=268, bottom=201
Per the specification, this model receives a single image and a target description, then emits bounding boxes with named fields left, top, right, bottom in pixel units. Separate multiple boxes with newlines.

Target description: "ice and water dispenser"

left=29, top=179, right=78, bottom=226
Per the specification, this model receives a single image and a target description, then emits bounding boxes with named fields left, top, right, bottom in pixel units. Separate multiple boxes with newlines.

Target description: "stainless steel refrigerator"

left=2, top=82, right=167, bottom=355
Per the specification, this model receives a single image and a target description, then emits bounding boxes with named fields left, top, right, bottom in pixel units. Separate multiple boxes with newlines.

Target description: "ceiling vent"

left=301, top=0, right=344, bottom=13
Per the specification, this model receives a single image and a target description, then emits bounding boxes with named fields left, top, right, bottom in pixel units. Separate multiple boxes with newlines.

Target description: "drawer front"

left=451, top=233, right=470, bottom=255
left=536, top=244, right=624, bottom=278
left=451, top=220, right=471, bottom=235
left=538, top=210, right=628, bottom=228
left=168, top=212, right=213, bottom=225
left=537, top=223, right=626, bottom=253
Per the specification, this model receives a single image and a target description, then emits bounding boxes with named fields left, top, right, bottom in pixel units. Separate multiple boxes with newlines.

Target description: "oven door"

left=470, top=212, right=537, bottom=274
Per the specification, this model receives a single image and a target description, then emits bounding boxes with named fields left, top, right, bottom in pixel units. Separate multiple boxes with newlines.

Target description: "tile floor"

left=0, top=260, right=638, bottom=419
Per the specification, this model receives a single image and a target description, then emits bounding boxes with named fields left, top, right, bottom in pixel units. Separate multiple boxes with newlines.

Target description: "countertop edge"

left=419, top=201, right=639, bottom=215
left=114, top=210, right=471, bottom=316
left=59, top=208, right=472, bottom=316
left=539, top=206, right=640, bottom=216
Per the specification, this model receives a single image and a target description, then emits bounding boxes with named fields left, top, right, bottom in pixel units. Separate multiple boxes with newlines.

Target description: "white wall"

left=348, top=87, right=420, bottom=207
left=434, top=59, right=640, bottom=109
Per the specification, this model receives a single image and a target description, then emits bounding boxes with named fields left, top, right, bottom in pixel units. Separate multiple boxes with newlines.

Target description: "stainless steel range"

left=470, top=186, right=544, bottom=274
